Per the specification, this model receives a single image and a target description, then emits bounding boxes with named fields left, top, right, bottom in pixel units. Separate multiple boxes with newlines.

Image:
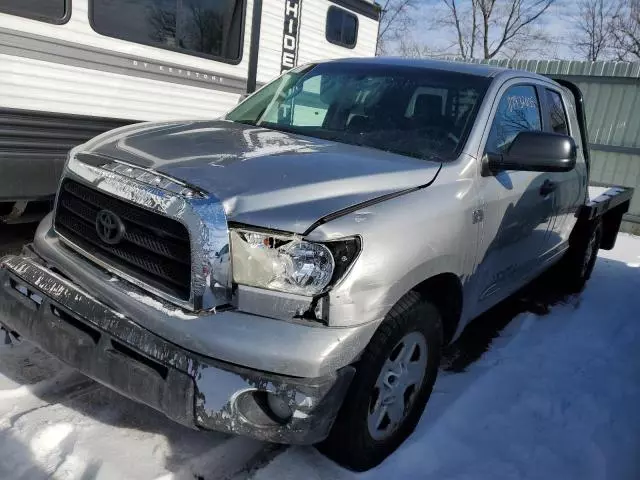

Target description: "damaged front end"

left=0, top=254, right=355, bottom=444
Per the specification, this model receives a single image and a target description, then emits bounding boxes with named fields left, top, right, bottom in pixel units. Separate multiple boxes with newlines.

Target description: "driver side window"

left=485, top=85, right=542, bottom=154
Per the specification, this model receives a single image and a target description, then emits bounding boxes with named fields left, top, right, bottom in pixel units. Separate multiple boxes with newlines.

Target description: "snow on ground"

left=0, top=234, right=639, bottom=479
left=0, top=342, right=271, bottom=480
left=254, top=233, right=640, bottom=480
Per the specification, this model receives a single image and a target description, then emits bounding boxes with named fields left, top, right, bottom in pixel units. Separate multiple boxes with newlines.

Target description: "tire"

left=318, top=291, right=443, bottom=471
left=562, top=219, right=602, bottom=292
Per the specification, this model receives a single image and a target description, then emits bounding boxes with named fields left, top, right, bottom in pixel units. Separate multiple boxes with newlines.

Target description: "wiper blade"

left=398, top=150, right=443, bottom=162
left=257, top=122, right=308, bottom=136
left=234, top=119, right=257, bottom=126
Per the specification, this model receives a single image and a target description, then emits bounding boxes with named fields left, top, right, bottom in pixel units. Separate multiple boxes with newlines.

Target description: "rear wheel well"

left=412, top=273, right=463, bottom=345
left=571, top=202, right=629, bottom=252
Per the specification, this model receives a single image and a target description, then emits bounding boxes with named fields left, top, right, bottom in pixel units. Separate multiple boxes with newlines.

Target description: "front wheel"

left=318, top=291, right=443, bottom=471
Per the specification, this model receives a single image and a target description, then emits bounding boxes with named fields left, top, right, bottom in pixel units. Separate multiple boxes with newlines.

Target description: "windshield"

left=226, top=62, right=490, bottom=161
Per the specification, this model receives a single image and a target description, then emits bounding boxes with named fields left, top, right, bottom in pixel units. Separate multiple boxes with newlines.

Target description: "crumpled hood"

left=80, top=119, right=442, bottom=233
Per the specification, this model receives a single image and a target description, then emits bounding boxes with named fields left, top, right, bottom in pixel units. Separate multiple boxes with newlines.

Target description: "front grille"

left=54, top=179, right=191, bottom=300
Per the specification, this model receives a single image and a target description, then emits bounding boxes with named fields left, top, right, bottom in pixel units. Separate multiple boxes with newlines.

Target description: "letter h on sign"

left=281, top=0, right=301, bottom=73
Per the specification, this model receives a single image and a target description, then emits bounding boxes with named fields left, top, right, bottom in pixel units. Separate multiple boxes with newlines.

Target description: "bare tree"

left=398, top=39, right=429, bottom=58
left=439, top=0, right=555, bottom=59
left=148, top=5, right=176, bottom=45
left=442, top=0, right=479, bottom=59
left=573, top=0, right=614, bottom=61
left=377, top=0, right=419, bottom=54
left=610, top=0, right=640, bottom=61
left=148, top=4, right=227, bottom=56
left=397, top=38, right=443, bottom=57
left=184, top=5, right=224, bottom=54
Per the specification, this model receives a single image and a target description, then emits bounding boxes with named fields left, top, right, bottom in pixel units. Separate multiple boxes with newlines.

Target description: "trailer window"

left=91, top=0, right=245, bottom=63
left=326, top=6, right=358, bottom=48
left=546, top=89, right=569, bottom=135
left=0, top=0, right=69, bottom=24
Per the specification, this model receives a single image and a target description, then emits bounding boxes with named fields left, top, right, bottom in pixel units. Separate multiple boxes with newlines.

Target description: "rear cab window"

left=545, top=89, right=569, bottom=135
left=486, top=84, right=542, bottom=153
left=291, top=76, right=329, bottom=126
left=0, top=0, right=69, bottom=24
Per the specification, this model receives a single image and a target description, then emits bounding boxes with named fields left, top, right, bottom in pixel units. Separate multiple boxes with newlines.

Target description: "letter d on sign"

left=283, top=34, right=296, bottom=50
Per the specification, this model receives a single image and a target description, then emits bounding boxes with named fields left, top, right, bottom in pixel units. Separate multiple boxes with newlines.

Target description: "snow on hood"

left=80, top=119, right=442, bottom=233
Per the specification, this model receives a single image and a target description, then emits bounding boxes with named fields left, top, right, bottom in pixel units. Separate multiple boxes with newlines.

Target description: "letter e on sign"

left=280, top=0, right=302, bottom=73
left=282, top=52, right=295, bottom=68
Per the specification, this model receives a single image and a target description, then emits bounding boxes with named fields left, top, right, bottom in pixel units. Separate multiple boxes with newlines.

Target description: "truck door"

left=541, top=87, right=586, bottom=254
left=471, top=83, right=555, bottom=315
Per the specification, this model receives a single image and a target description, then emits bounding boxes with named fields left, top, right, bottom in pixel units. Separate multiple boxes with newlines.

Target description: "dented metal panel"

left=0, top=255, right=354, bottom=444
left=74, top=118, right=443, bottom=234
left=59, top=151, right=230, bottom=311
left=234, top=284, right=315, bottom=320
left=30, top=216, right=377, bottom=378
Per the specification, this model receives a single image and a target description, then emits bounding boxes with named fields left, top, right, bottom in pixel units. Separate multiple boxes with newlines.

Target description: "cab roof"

left=326, top=57, right=550, bottom=81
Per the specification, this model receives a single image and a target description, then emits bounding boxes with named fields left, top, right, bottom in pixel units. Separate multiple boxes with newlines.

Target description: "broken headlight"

left=230, top=229, right=360, bottom=296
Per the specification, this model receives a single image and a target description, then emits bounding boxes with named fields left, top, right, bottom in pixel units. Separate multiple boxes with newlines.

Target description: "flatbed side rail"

left=581, top=186, right=634, bottom=250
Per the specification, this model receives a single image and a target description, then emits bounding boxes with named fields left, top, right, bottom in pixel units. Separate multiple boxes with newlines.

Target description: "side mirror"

left=484, top=131, right=577, bottom=175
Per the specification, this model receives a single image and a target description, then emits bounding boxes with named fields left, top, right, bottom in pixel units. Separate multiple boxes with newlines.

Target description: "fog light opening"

left=266, top=393, right=293, bottom=423
left=235, top=391, right=293, bottom=427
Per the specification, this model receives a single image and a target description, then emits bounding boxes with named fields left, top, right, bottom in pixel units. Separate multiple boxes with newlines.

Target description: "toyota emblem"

left=96, top=210, right=125, bottom=245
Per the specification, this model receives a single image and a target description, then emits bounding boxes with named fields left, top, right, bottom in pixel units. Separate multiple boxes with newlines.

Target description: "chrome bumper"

left=0, top=254, right=354, bottom=444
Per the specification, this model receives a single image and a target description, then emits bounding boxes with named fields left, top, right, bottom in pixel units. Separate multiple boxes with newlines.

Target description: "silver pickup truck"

left=0, top=58, right=633, bottom=471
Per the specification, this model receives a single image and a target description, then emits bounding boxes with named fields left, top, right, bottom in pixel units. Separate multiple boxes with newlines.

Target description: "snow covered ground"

left=0, top=342, right=276, bottom=479
left=256, top=233, right=640, bottom=480
left=0, top=234, right=639, bottom=479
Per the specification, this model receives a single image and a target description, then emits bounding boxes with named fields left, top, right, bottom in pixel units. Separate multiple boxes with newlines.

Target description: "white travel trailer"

left=0, top=0, right=379, bottom=220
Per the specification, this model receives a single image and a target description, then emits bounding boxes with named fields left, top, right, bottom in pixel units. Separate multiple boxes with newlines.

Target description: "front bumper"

left=0, top=254, right=354, bottom=444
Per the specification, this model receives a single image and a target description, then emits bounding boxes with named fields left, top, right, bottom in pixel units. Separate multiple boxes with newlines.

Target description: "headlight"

left=230, top=229, right=359, bottom=296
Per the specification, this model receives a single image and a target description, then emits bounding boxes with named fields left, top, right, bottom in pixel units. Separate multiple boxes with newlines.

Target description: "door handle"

left=540, top=180, right=557, bottom=196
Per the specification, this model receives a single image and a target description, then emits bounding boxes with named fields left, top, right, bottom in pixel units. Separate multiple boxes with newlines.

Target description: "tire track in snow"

left=156, top=438, right=285, bottom=480
left=0, top=342, right=99, bottom=429
left=5, top=377, right=99, bottom=430
left=0, top=340, right=287, bottom=479
left=31, top=422, right=78, bottom=477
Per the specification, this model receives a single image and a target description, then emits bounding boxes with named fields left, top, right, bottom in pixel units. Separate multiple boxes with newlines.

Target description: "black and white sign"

left=281, top=0, right=302, bottom=73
